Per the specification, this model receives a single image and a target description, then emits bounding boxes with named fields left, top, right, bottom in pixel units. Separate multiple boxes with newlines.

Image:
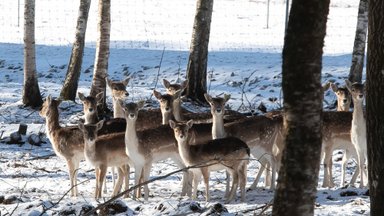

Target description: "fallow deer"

left=345, top=80, right=367, bottom=188
left=153, top=89, right=181, bottom=124
left=78, top=120, right=131, bottom=198
left=327, top=82, right=352, bottom=111
left=204, top=93, right=281, bottom=190
left=106, top=77, right=130, bottom=118
left=121, top=101, right=191, bottom=200
left=39, top=95, right=85, bottom=197
left=169, top=119, right=250, bottom=203
left=163, top=79, right=188, bottom=121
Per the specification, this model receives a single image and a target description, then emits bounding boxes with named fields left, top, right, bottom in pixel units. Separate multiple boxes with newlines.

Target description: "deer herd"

left=39, top=77, right=367, bottom=203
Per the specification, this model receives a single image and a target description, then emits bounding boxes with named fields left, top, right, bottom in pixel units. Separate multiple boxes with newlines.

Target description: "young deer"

left=204, top=93, right=280, bottom=190
left=321, top=111, right=358, bottom=188
left=153, top=89, right=181, bottom=124
left=345, top=80, right=367, bottom=188
left=39, top=95, right=85, bottom=197
left=169, top=120, right=250, bottom=203
left=78, top=92, right=128, bottom=193
left=106, top=77, right=130, bottom=118
left=328, top=82, right=351, bottom=111
left=121, top=101, right=191, bottom=200
left=163, top=79, right=188, bottom=121
left=78, top=120, right=131, bottom=198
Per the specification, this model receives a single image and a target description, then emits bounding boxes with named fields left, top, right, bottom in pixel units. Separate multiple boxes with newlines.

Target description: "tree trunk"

left=90, top=0, right=110, bottom=114
left=60, top=0, right=91, bottom=101
left=272, top=0, right=330, bottom=215
left=348, top=0, right=368, bottom=83
left=186, top=0, right=213, bottom=103
left=366, top=0, right=384, bottom=215
left=22, top=0, right=42, bottom=108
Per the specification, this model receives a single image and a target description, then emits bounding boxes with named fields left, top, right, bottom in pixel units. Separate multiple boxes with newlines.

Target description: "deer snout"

left=125, top=92, right=129, bottom=97
left=129, top=113, right=135, bottom=119
left=216, top=108, right=222, bottom=113
left=358, top=94, right=363, bottom=99
left=88, top=108, right=94, bottom=112
left=342, top=99, right=348, bottom=103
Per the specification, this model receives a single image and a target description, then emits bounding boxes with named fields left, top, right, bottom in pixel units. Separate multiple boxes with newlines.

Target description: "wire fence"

left=0, top=0, right=359, bottom=54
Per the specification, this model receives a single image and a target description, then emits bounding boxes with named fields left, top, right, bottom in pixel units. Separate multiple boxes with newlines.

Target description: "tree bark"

left=272, top=0, right=330, bottom=215
left=348, top=0, right=368, bottom=83
left=186, top=0, right=213, bottom=102
left=60, top=0, right=91, bottom=101
left=90, top=0, right=110, bottom=114
left=22, top=0, right=42, bottom=108
left=366, top=0, right=384, bottom=215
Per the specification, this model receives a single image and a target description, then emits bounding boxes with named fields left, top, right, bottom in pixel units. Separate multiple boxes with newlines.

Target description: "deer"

left=204, top=93, right=282, bottom=190
left=324, top=81, right=351, bottom=111
left=163, top=79, right=188, bottom=121
left=39, top=95, right=85, bottom=197
left=78, top=120, right=131, bottom=198
left=153, top=89, right=182, bottom=125
left=78, top=92, right=128, bottom=193
left=169, top=119, right=250, bottom=203
left=121, top=101, right=191, bottom=200
left=345, top=80, right=367, bottom=188
left=106, top=77, right=130, bottom=118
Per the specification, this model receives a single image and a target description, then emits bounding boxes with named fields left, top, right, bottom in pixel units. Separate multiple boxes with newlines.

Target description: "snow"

left=0, top=0, right=369, bottom=215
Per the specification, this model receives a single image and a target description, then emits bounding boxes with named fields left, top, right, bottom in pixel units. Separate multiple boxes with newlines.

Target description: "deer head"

left=106, top=77, right=130, bottom=100
left=78, top=120, right=104, bottom=143
left=204, top=93, right=231, bottom=117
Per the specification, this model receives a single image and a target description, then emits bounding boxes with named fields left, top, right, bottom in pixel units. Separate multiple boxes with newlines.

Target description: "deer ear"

left=137, top=101, right=145, bottom=109
left=173, top=90, right=182, bottom=99
left=96, top=120, right=104, bottom=131
left=78, top=92, right=85, bottom=101
left=186, top=120, right=194, bottom=129
left=163, top=79, right=171, bottom=88
left=106, top=77, right=112, bottom=88
left=95, top=92, right=104, bottom=103
left=46, top=95, right=52, bottom=105
left=345, top=80, right=352, bottom=92
left=122, top=77, right=130, bottom=86
left=169, top=120, right=176, bottom=129
left=153, top=90, right=162, bottom=99
left=204, top=93, right=212, bottom=103
left=181, top=80, right=188, bottom=89
left=78, top=121, right=85, bottom=131
left=330, top=82, right=338, bottom=92
left=223, top=94, right=231, bottom=102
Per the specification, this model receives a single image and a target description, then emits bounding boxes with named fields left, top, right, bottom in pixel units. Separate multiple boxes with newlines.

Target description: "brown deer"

left=345, top=80, right=367, bottom=188
left=78, top=120, right=131, bottom=198
left=121, top=101, right=191, bottom=200
left=163, top=79, right=188, bottom=121
left=106, top=77, right=130, bottom=118
left=204, top=93, right=281, bottom=190
left=153, top=89, right=181, bottom=124
left=326, top=81, right=351, bottom=111
left=39, top=95, right=85, bottom=197
left=169, top=119, right=250, bottom=203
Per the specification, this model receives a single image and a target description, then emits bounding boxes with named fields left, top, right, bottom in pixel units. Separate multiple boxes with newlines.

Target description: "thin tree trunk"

left=348, top=0, right=368, bottom=83
left=60, top=0, right=91, bottom=101
left=90, top=0, right=110, bottom=114
left=186, top=0, right=213, bottom=102
left=366, top=0, right=384, bottom=215
left=272, top=0, right=330, bottom=215
left=22, top=0, right=42, bottom=108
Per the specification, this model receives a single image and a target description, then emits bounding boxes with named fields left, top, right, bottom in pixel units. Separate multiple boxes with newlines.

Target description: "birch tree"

left=22, top=0, right=43, bottom=108
left=60, top=0, right=91, bottom=101
left=348, top=0, right=368, bottom=83
left=90, top=0, right=110, bottom=113
left=186, top=0, right=213, bottom=102
left=272, top=0, right=330, bottom=215
left=366, top=0, right=384, bottom=214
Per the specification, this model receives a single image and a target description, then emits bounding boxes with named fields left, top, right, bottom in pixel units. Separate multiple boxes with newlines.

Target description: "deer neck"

left=176, top=138, right=193, bottom=164
left=162, top=111, right=173, bottom=125
left=172, top=99, right=183, bottom=121
left=83, top=139, right=97, bottom=161
left=45, top=109, right=61, bottom=140
left=352, top=99, right=365, bottom=123
left=85, top=113, right=98, bottom=124
left=212, top=114, right=226, bottom=139
left=124, top=118, right=139, bottom=156
left=112, top=97, right=125, bottom=118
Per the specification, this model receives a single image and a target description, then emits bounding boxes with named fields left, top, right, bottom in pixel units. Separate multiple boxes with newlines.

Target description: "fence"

left=0, top=0, right=359, bottom=54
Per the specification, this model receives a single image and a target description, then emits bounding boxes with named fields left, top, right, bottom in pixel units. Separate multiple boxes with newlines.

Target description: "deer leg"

left=66, top=159, right=78, bottom=197
left=224, top=171, right=230, bottom=198
left=142, top=162, right=152, bottom=201
left=239, top=162, right=247, bottom=202
left=226, top=170, right=238, bottom=203
left=192, top=170, right=201, bottom=200
left=249, top=160, right=265, bottom=190
left=201, top=168, right=210, bottom=202
left=97, top=166, right=107, bottom=199
left=112, top=166, right=124, bottom=196
left=123, top=164, right=130, bottom=198
left=133, top=165, right=143, bottom=199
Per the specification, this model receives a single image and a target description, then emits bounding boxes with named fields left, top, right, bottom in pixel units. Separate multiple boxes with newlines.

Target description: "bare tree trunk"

left=22, top=0, right=42, bottom=108
left=348, top=0, right=368, bottom=83
left=366, top=0, right=384, bottom=215
left=272, top=0, right=330, bottom=215
left=60, top=0, right=91, bottom=101
left=186, top=0, right=213, bottom=103
left=90, top=0, right=110, bottom=114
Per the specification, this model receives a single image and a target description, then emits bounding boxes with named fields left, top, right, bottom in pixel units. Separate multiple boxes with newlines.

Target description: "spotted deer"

left=327, top=82, right=352, bottom=111
left=204, top=93, right=281, bottom=190
left=163, top=79, right=188, bottom=121
left=169, top=119, right=250, bottom=203
left=345, top=80, right=367, bottom=188
left=78, top=120, right=131, bottom=198
left=121, top=101, right=191, bottom=200
left=39, top=95, right=85, bottom=197
left=153, top=89, right=181, bottom=124
left=78, top=92, right=128, bottom=193
left=106, top=77, right=130, bottom=118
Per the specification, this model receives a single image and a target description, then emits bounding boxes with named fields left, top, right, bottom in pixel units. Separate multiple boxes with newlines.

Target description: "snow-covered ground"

left=0, top=0, right=370, bottom=215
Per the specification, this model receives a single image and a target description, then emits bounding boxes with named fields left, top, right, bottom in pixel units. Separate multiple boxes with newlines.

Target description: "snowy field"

left=0, top=0, right=370, bottom=215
